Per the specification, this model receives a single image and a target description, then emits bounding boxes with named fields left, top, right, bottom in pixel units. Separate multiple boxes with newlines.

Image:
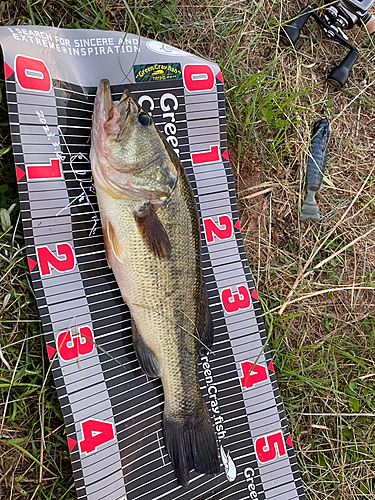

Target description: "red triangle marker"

left=27, top=257, right=37, bottom=272
left=268, top=360, right=275, bottom=373
left=286, top=434, right=293, bottom=447
left=234, top=219, right=241, bottom=231
left=216, top=70, right=223, bottom=83
left=4, top=62, right=14, bottom=80
left=15, top=165, right=25, bottom=182
left=67, top=436, right=77, bottom=452
left=251, top=288, right=258, bottom=301
left=221, top=148, right=229, bottom=161
left=46, top=344, right=56, bottom=360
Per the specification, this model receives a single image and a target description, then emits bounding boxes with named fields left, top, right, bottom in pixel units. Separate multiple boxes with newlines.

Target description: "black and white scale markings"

left=3, top=35, right=306, bottom=500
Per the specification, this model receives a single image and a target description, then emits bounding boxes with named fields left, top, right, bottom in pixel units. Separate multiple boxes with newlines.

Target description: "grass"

left=1, top=0, right=375, bottom=499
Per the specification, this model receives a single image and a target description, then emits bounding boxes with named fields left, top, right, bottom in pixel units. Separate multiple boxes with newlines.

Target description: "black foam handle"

left=281, top=6, right=312, bottom=45
left=327, top=49, right=359, bottom=87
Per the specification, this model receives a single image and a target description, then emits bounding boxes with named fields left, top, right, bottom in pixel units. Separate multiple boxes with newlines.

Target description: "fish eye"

left=138, top=112, right=151, bottom=126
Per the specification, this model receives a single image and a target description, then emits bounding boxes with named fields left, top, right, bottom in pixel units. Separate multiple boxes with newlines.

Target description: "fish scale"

left=96, top=181, right=197, bottom=360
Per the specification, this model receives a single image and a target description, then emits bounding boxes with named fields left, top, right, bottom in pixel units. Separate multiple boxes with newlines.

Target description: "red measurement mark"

left=26, top=158, right=62, bottom=181
left=240, top=362, right=268, bottom=389
left=4, top=61, right=14, bottom=80
left=203, top=215, right=233, bottom=243
left=221, top=285, right=251, bottom=314
left=191, top=145, right=220, bottom=166
left=67, top=436, right=77, bottom=452
left=255, top=431, right=286, bottom=463
left=286, top=434, right=293, bottom=447
left=27, top=257, right=37, bottom=272
left=36, top=243, right=75, bottom=276
left=15, top=165, right=25, bottom=182
left=46, top=344, right=56, bottom=360
left=79, top=420, right=115, bottom=455
left=15, top=55, right=51, bottom=92
left=183, top=64, right=215, bottom=92
left=57, top=326, right=94, bottom=362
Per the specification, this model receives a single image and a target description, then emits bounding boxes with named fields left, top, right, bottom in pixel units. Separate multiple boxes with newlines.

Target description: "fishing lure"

left=300, top=118, right=331, bottom=222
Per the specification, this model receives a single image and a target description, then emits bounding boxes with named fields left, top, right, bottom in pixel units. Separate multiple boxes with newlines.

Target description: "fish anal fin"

left=197, top=279, right=214, bottom=353
left=131, top=318, right=160, bottom=378
left=107, top=220, right=124, bottom=263
left=102, top=224, right=112, bottom=269
left=134, top=203, right=172, bottom=260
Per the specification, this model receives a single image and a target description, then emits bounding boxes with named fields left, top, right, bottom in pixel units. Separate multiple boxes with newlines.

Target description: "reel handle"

left=281, top=6, right=312, bottom=45
left=327, top=49, right=359, bottom=87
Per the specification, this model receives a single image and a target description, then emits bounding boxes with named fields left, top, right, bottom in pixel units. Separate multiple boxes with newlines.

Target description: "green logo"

left=134, top=62, right=182, bottom=82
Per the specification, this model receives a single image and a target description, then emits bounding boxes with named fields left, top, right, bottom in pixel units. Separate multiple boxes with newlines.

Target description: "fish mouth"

left=118, top=88, right=131, bottom=104
left=97, top=79, right=114, bottom=126
left=94, top=80, right=132, bottom=137
left=90, top=80, right=112, bottom=172
left=103, top=86, right=135, bottom=138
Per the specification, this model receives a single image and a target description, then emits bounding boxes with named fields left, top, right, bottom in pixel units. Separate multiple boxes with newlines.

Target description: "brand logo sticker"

left=134, top=62, right=182, bottom=82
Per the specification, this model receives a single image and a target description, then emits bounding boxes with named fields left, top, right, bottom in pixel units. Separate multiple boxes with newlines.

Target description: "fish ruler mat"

left=0, top=27, right=306, bottom=500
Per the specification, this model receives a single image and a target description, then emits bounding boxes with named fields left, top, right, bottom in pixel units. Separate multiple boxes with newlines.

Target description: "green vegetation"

left=1, top=1, right=375, bottom=499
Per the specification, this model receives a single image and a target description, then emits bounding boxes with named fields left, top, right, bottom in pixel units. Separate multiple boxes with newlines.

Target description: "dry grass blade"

left=278, top=167, right=374, bottom=315
left=302, top=413, right=375, bottom=417
left=240, top=186, right=274, bottom=199
left=314, top=225, right=375, bottom=270
left=0, top=346, right=11, bottom=370
left=268, top=286, right=374, bottom=313
left=0, top=340, right=25, bottom=435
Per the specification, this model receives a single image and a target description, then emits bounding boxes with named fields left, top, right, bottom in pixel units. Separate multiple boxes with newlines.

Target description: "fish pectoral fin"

left=133, top=203, right=172, bottom=260
left=132, top=318, right=160, bottom=378
left=197, top=278, right=214, bottom=354
left=107, top=220, right=124, bottom=263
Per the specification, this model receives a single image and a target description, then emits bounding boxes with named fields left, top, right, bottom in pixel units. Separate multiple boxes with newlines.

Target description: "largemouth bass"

left=90, top=80, right=220, bottom=487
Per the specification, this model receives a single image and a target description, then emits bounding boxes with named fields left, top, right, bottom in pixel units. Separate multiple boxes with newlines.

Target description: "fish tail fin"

left=163, top=405, right=220, bottom=488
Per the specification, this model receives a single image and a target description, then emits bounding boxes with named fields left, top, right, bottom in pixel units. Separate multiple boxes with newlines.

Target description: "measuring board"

left=0, top=27, right=306, bottom=500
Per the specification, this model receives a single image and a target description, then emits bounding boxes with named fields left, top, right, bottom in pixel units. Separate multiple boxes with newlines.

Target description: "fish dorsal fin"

left=107, top=220, right=124, bottom=263
left=134, top=203, right=172, bottom=260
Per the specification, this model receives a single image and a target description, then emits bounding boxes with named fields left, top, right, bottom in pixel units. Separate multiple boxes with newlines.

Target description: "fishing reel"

left=281, top=1, right=375, bottom=87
